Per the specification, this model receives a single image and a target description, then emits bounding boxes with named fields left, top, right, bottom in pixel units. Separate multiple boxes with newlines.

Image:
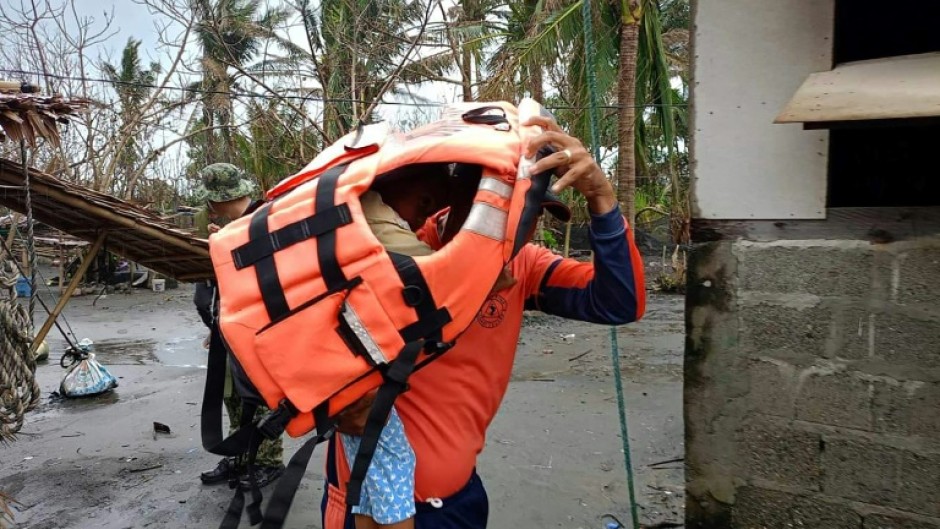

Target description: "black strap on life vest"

left=201, top=326, right=258, bottom=457
left=235, top=162, right=351, bottom=324
left=388, top=252, right=452, bottom=343
left=316, top=164, right=349, bottom=289
left=231, top=204, right=353, bottom=270
left=258, top=403, right=332, bottom=529
left=344, top=338, right=424, bottom=508
left=249, top=203, right=291, bottom=321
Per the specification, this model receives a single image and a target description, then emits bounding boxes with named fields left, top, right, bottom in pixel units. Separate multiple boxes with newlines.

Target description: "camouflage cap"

left=194, top=163, right=255, bottom=203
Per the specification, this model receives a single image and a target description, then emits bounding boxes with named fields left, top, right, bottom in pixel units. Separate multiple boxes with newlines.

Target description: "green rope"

left=582, top=0, right=641, bottom=526
left=610, top=326, right=640, bottom=528
left=580, top=0, right=602, bottom=161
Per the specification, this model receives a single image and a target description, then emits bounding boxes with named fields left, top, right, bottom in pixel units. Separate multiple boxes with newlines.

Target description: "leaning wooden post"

left=58, top=237, right=64, bottom=295
left=5, top=212, right=20, bottom=249
left=30, top=230, right=107, bottom=353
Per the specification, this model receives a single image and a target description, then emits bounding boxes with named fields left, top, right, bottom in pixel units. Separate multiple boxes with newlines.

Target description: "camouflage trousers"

left=223, top=368, right=284, bottom=468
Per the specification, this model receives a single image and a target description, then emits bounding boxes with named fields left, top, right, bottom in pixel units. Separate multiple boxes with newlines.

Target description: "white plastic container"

left=152, top=278, right=166, bottom=292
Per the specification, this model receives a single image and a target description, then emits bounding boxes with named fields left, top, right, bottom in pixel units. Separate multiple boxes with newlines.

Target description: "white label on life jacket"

left=463, top=202, right=508, bottom=241
left=340, top=301, right=388, bottom=366
left=479, top=177, right=513, bottom=199
left=517, top=156, right=535, bottom=180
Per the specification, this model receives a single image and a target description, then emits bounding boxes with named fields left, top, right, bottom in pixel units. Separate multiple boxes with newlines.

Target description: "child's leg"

left=352, top=514, right=414, bottom=529
left=352, top=514, right=379, bottom=529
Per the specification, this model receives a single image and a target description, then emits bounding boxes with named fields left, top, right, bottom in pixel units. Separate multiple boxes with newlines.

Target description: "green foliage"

left=102, top=37, right=162, bottom=198
left=653, top=245, right=686, bottom=294
left=163, top=0, right=691, bottom=235
left=541, top=228, right=559, bottom=250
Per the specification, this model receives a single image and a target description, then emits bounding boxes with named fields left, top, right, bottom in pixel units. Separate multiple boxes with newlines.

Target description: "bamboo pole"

left=30, top=231, right=107, bottom=354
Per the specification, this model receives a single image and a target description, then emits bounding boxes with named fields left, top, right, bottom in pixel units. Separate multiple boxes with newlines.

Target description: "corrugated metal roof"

left=776, top=52, right=940, bottom=124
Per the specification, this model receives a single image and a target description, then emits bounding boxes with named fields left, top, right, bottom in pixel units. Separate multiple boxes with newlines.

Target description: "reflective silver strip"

left=341, top=302, right=387, bottom=365
left=463, top=202, right=508, bottom=241
left=517, top=156, right=535, bottom=180
left=478, top=177, right=513, bottom=199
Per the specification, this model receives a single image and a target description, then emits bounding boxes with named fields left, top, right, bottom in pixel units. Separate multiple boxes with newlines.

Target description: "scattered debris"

left=648, top=457, right=683, bottom=468
left=568, top=349, right=593, bottom=362
left=153, top=422, right=171, bottom=435
left=127, top=464, right=163, bottom=474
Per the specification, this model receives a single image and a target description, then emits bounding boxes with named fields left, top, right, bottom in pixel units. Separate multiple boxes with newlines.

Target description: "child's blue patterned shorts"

left=340, top=407, right=416, bottom=524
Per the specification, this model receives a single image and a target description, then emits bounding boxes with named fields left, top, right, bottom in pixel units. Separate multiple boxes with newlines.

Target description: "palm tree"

left=480, top=0, right=684, bottom=233
left=192, top=0, right=289, bottom=164
left=617, top=0, right=642, bottom=224
left=102, top=37, right=161, bottom=198
left=481, top=0, right=548, bottom=101
left=297, top=0, right=428, bottom=140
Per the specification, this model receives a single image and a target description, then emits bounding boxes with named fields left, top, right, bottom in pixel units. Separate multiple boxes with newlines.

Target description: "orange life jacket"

left=201, top=99, right=558, bottom=529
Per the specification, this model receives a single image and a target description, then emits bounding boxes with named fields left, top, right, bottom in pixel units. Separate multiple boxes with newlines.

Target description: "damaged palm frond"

left=0, top=92, right=90, bottom=148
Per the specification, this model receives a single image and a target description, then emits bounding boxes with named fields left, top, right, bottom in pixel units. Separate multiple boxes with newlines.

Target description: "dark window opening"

left=834, top=0, right=940, bottom=64
left=828, top=121, right=940, bottom=208
left=828, top=0, right=940, bottom=208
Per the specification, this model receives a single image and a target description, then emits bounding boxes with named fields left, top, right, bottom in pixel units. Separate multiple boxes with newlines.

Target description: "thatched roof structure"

left=0, top=92, right=89, bottom=147
left=0, top=158, right=212, bottom=281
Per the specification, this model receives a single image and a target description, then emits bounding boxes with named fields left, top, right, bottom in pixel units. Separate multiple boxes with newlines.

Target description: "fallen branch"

left=568, top=349, right=593, bottom=362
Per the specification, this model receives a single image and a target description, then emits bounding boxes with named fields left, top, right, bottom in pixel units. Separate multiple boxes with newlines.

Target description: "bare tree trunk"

left=203, top=105, right=216, bottom=165
left=530, top=64, right=544, bottom=101
left=461, top=48, right=473, bottom=101
left=617, top=5, right=641, bottom=226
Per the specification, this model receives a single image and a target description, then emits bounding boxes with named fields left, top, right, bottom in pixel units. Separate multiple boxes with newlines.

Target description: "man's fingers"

left=525, top=130, right=572, bottom=157
left=550, top=160, right=595, bottom=193
left=529, top=150, right=573, bottom=176
left=521, top=115, right=562, bottom=133
left=551, top=169, right=579, bottom=194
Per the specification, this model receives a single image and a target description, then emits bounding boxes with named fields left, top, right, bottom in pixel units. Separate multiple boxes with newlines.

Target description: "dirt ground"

left=1, top=285, right=683, bottom=529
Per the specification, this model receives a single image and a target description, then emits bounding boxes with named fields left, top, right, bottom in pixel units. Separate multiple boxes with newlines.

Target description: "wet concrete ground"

left=1, top=286, right=683, bottom=529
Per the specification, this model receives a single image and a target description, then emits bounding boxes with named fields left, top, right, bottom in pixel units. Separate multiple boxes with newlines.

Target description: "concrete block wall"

left=685, top=237, right=940, bottom=528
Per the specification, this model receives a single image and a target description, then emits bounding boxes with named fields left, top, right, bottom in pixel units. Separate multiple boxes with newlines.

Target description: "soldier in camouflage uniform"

left=193, top=164, right=285, bottom=490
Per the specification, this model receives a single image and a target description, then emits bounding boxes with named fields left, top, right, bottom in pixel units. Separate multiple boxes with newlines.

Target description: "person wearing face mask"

left=192, top=163, right=286, bottom=491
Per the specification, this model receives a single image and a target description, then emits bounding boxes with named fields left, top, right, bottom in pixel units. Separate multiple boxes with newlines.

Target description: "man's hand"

left=522, top=115, right=617, bottom=215
left=208, top=223, right=221, bottom=234
left=334, top=389, right=378, bottom=436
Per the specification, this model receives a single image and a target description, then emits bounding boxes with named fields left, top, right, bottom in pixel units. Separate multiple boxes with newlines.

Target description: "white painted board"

left=691, top=0, right=833, bottom=220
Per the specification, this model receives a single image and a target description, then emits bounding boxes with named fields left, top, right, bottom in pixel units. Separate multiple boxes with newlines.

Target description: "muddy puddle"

left=47, top=336, right=207, bottom=369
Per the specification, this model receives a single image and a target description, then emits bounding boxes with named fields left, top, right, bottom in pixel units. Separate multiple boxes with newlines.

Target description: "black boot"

left=200, top=457, right=241, bottom=485
left=237, top=464, right=285, bottom=491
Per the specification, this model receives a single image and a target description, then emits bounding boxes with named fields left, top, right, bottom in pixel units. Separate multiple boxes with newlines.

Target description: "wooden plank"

left=691, top=206, right=940, bottom=242
left=777, top=53, right=940, bottom=124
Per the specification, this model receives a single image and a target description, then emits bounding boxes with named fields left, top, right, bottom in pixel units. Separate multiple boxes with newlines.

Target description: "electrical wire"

left=0, top=68, right=688, bottom=110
